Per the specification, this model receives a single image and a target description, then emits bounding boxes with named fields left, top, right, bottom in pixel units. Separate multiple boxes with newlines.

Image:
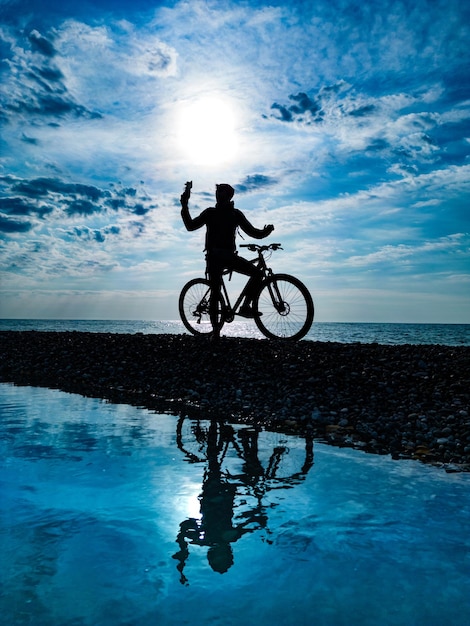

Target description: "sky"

left=0, top=0, right=469, bottom=323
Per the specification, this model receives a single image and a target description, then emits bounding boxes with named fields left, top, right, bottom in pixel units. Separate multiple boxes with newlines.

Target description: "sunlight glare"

left=177, top=96, right=239, bottom=166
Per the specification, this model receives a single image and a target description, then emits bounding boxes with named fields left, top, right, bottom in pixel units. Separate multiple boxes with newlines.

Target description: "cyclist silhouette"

left=172, top=421, right=267, bottom=585
left=181, top=182, right=274, bottom=338
left=173, top=417, right=314, bottom=585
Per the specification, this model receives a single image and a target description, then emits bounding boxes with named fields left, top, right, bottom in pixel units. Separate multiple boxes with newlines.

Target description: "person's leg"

left=207, top=255, right=224, bottom=338
left=230, top=256, right=263, bottom=310
left=209, top=276, right=222, bottom=336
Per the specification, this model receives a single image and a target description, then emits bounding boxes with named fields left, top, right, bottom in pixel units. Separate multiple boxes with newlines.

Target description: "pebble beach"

left=1, top=330, right=469, bottom=471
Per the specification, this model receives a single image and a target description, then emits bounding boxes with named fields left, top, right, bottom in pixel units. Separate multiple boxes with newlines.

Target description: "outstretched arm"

left=180, top=181, right=205, bottom=231
left=238, top=211, right=274, bottom=239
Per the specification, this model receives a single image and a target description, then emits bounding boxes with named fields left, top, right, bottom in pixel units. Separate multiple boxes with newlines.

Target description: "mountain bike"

left=179, top=243, right=314, bottom=340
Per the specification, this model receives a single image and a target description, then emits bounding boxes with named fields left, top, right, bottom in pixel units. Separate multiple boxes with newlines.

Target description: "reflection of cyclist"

left=173, top=418, right=315, bottom=585
left=172, top=469, right=258, bottom=584
left=180, top=182, right=274, bottom=337
left=172, top=421, right=267, bottom=585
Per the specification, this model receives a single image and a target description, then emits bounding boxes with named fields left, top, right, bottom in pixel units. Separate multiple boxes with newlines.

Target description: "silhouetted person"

left=181, top=182, right=274, bottom=338
left=172, top=417, right=314, bottom=584
left=172, top=421, right=266, bottom=584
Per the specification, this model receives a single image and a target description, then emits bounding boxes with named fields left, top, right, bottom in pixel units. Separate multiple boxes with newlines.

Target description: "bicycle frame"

left=218, top=272, right=249, bottom=320
left=218, top=246, right=277, bottom=320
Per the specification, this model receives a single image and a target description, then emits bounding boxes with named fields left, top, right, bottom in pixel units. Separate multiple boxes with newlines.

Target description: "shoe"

left=238, top=305, right=262, bottom=318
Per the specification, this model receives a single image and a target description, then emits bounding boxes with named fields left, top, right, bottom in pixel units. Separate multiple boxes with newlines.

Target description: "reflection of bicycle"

left=179, top=243, right=314, bottom=340
left=173, top=416, right=314, bottom=584
left=176, top=416, right=314, bottom=485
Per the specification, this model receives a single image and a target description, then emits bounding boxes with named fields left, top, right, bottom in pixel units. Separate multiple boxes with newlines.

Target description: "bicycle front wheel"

left=254, top=274, right=314, bottom=340
left=179, top=278, right=225, bottom=336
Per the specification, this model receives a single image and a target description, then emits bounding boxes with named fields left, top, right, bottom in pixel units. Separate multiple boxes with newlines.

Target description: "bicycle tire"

left=254, top=274, right=314, bottom=340
left=179, top=278, right=225, bottom=336
left=176, top=418, right=314, bottom=487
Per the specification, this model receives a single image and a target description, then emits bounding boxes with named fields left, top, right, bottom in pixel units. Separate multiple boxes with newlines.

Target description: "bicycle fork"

left=265, top=277, right=289, bottom=316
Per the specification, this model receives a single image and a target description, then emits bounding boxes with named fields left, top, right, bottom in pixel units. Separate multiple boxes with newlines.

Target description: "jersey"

left=181, top=203, right=267, bottom=253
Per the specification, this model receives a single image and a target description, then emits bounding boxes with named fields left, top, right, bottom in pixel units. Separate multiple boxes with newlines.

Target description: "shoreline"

left=1, top=330, right=469, bottom=472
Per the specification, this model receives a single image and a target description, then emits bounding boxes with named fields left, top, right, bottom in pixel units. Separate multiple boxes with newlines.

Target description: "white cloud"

left=54, top=20, right=178, bottom=109
left=1, top=0, right=469, bottom=323
left=345, top=234, right=468, bottom=268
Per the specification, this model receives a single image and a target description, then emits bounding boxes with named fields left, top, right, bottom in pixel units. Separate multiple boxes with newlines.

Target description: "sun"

left=176, top=95, right=239, bottom=166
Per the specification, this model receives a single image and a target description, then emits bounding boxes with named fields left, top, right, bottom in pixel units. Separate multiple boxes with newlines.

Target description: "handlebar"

left=240, top=243, right=282, bottom=252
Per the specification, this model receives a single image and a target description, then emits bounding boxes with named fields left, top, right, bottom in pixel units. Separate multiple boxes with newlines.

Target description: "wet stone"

left=0, top=330, right=469, bottom=471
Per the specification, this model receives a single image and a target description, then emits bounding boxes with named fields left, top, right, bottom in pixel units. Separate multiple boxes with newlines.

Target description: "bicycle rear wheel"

left=254, top=274, right=314, bottom=340
left=179, top=278, right=225, bottom=336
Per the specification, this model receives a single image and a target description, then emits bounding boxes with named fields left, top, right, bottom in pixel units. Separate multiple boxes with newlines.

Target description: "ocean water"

left=1, top=383, right=469, bottom=626
left=1, top=318, right=469, bottom=346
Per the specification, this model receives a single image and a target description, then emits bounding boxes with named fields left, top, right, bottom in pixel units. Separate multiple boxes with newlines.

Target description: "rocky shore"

left=1, top=330, right=469, bottom=471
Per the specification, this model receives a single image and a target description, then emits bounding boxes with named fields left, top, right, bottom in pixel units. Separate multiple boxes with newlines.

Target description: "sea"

left=1, top=318, right=469, bottom=346
left=1, top=383, right=469, bottom=625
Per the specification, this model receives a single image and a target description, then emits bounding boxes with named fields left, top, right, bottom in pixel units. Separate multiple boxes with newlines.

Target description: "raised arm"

left=237, top=211, right=274, bottom=239
left=180, top=181, right=205, bottom=231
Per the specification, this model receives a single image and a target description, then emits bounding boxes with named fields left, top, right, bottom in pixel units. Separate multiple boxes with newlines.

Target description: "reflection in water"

left=2, top=383, right=470, bottom=626
left=173, top=419, right=313, bottom=583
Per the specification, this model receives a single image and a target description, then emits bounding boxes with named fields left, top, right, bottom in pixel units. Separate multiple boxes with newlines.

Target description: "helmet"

left=216, top=183, right=235, bottom=201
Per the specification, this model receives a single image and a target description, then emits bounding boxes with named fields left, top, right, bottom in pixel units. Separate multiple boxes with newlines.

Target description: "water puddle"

left=1, top=383, right=469, bottom=625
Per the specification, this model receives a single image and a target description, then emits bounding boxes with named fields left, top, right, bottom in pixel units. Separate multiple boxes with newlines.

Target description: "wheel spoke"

left=255, top=275, right=314, bottom=340
left=179, top=278, right=225, bottom=335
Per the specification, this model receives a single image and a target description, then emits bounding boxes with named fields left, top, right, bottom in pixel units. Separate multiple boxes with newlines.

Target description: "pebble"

left=0, top=330, right=469, bottom=472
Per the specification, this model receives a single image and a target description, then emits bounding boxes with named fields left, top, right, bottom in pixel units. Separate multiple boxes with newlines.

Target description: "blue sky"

left=0, top=0, right=469, bottom=322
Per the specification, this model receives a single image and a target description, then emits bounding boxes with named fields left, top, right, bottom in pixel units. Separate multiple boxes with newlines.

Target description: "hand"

left=264, top=224, right=274, bottom=235
left=180, top=181, right=192, bottom=205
